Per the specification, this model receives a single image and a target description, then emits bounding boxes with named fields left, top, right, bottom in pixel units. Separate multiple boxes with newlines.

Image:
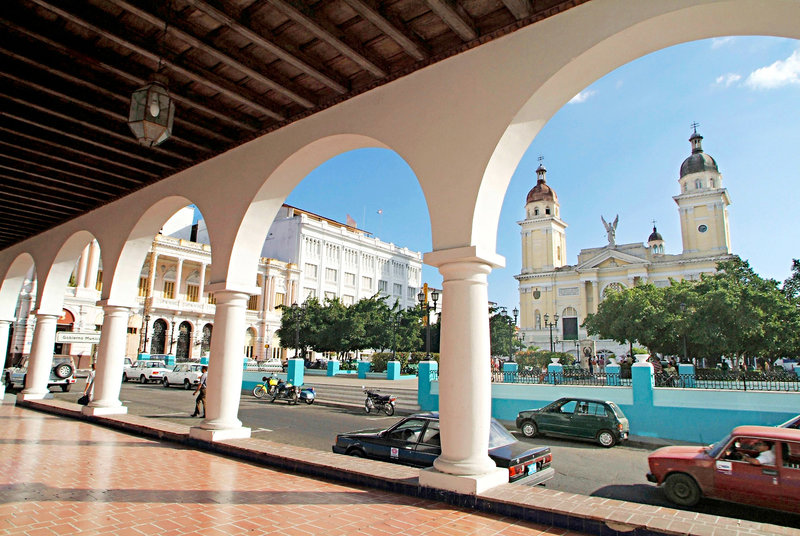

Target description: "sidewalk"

left=4, top=394, right=797, bottom=536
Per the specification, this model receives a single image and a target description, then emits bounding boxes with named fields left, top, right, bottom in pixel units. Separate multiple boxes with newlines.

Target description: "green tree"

left=782, top=259, right=800, bottom=301
left=489, top=306, right=516, bottom=358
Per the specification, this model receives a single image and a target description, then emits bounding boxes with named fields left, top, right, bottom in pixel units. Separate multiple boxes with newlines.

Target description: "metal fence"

left=491, top=369, right=631, bottom=386
left=678, top=369, right=800, bottom=391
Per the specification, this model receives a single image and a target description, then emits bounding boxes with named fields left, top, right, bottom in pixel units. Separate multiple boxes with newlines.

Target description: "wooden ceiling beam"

left=0, top=204, right=64, bottom=224
left=27, top=0, right=287, bottom=121
left=0, top=125, right=161, bottom=179
left=501, top=0, right=533, bottom=19
left=184, top=0, right=348, bottom=94
left=0, top=20, right=259, bottom=134
left=0, top=196, right=72, bottom=219
left=339, top=0, right=428, bottom=62
left=261, top=0, right=387, bottom=78
left=0, top=167, right=106, bottom=202
left=109, top=0, right=317, bottom=108
left=0, top=142, right=140, bottom=190
left=423, top=0, right=478, bottom=41
left=0, top=180, right=96, bottom=210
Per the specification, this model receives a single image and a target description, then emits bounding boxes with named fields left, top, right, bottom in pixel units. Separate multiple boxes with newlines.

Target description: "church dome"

left=526, top=163, right=558, bottom=204
left=648, top=226, right=663, bottom=242
left=680, top=131, right=718, bottom=178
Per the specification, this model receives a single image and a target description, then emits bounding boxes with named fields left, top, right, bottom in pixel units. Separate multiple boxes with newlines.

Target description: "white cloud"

left=715, top=73, right=741, bottom=87
left=711, top=37, right=735, bottom=49
left=745, top=50, right=800, bottom=89
left=568, top=89, right=597, bottom=104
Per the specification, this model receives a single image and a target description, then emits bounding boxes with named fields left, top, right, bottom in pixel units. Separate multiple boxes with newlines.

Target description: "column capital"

left=33, top=310, right=62, bottom=320
left=423, top=246, right=504, bottom=269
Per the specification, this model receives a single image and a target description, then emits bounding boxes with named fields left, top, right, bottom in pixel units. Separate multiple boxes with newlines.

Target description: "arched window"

left=709, top=178, right=715, bottom=188
left=562, top=307, right=578, bottom=317
left=244, top=327, right=256, bottom=358
left=176, top=321, right=192, bottom=360
left=684, top=183, right=688, bottom=192
left=150, top=319, right=167, bottom=354
left=201, top=324, right=212, bottom=356
left=695, top=179, right=702, bottom=189
left=534, top=310, right=541, bottom=330
left=534, top=208, right=539, bottom=216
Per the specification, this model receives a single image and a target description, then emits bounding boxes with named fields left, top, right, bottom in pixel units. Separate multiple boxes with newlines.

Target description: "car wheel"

left=162, top=378, right=170, bottom=388
left=122, top=373, right=128, bottom=382
left=383, top=404, right=395, bottom=416
left=61, top=384, right=71, bottom=392
left=520, top=420, right=538, bottom=438
left=53, top=363, right=74, bottom=379
left=139, top=375, right=148, bottom=384
left=597, top=430, right=616, bottom=448
left=347, top=448, right=366, bottom=458
left=664, top=473, right=701, bottom=507
left=184, top=379, right=192, bottom=390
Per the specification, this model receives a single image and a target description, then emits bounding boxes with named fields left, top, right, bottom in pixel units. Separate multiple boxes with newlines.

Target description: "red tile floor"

left=0, top=403, right=586, bottom=536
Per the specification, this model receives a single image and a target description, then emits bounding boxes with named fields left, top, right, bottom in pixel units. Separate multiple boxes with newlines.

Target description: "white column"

left=83, top=304, right=130, bottom=416
left=419, top=247, right=507, bottom=494
left=174, top=259, right=183, bottom=300
left=18, top=313, right=59, bottom=400
left=0, top=319, right=11, bottom=401
left=147, top=253, right=159, bottom=298
left=85, top=240, right=101, bottom=290
left=190, top=289, right=251, bottom=442
left=75, top=245, right=89, bottom=288
left=198, top=263, right=206, bottom=303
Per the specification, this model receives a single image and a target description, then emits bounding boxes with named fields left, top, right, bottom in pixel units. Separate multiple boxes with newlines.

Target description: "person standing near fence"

left=192, top=366, right=208, bottom=418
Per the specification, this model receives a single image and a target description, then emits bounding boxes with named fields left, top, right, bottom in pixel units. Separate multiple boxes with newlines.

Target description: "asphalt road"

left=45, top=382, right=800, bottom=528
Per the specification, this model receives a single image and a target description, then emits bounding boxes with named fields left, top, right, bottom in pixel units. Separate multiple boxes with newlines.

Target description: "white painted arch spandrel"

left=0, top=253, right=35, bottom=320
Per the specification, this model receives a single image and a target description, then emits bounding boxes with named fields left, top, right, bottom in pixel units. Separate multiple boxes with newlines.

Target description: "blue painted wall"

left=417, top=362, right=799, bottom=444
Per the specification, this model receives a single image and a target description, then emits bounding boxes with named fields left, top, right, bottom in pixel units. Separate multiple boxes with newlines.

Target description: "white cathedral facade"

left=516, top=129, right=735, bottom=358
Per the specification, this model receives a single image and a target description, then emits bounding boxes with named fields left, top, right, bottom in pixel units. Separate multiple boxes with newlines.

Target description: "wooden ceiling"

left=0, top=0, right=586, bottom=250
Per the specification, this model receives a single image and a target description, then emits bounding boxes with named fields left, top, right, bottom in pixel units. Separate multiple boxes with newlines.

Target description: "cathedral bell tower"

left=673, top=127, right=732, bottom=256
left=519, top=162, right=567, bottom=273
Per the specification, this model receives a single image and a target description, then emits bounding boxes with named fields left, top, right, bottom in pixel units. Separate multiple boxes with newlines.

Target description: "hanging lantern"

left=128, top=73, right=175, bottom=147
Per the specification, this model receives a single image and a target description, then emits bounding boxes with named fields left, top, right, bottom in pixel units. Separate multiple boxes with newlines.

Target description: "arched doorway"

left=244, top=327, right=256, bottom=358
left=176, top=321, right=192, bottom=361
left=201, top=323, right=212, bottom=357
left=150, top=319, right=167, bottom=355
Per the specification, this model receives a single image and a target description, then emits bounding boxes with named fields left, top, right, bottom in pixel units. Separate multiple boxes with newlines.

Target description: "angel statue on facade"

left=601, top=214, right=619, bottom=247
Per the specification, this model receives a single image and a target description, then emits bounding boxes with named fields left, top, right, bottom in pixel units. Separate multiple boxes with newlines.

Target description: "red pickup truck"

left=647, top=425, right=800, bottom=513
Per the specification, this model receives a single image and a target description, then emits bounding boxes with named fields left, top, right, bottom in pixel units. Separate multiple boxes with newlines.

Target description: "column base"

left=418, top=466, right=508, bottom=495
left=17, top=391, right=54, bottom=402
left=189, top=426, right=251, bottom=442
left=82, top=405, right=128, bottom=416
left=0, top=384, right=6, bottom=403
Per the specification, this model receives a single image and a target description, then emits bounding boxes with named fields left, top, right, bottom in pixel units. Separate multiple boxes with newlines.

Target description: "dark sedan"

left=516, top=397, right=629, bottom=447
left=332, top=412, right=554, bottom=484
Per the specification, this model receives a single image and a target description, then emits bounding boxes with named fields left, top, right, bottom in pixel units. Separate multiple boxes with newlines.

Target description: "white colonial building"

left=8, top=205, right=422, bottom=366
left=516, top=129, right=735, bottom=358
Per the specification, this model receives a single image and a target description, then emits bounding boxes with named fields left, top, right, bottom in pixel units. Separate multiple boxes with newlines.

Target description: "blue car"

left=332, top=412, right=554, bottom=484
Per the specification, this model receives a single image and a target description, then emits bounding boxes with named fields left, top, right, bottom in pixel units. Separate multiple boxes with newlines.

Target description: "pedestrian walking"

left=79, top=363, right=96, bottom=405
left=192, top=366, right=208, bottom=418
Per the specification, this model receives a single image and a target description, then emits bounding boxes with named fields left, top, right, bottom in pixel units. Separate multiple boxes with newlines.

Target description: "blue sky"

left=286, top=36, right=800, bottom=312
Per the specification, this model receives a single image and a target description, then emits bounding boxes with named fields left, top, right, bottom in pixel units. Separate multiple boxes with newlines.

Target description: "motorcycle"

left=271, top=378, right=301, bottom=404
left=253, top=375, right=280, bottom=399
left=363, top=387, right=396, bottom=416
left=299, top=386, right=316, bottom=405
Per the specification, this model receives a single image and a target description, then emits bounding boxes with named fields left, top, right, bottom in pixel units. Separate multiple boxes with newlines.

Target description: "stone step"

left=301, top=382, right=421, bottom=415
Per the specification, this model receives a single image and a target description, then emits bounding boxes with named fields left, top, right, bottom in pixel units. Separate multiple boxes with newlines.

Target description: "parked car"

left=774, top=358, right=798, bottom=372
left=778, top=415, right=800, bottom=429
left=123, top=359, right=170, bottom=383
left=258, top=359, right=284, bottom=372
left=4, top=355, right=77, bottom=392
left=332, top=412, right=554, bottom=485
left=162, top=363, right=204, bottom=389
left=647, top=425, right=800, bottom=513
left=515, top=397, right=629, bottom=447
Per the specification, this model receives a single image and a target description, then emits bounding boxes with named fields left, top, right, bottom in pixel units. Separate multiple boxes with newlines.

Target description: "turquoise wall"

left=417, top=362, right=799, bottom=444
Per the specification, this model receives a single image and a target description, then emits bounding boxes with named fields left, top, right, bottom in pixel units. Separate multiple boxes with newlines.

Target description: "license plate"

left=528, top=463, right=537, bottom=474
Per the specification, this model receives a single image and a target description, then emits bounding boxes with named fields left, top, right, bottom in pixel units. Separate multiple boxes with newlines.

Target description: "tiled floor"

left=0, top=403, right=585, bottom=536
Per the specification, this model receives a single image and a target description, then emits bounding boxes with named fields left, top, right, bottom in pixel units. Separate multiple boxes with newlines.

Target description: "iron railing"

left=678, top=369, right=800, bottom=391
left=491, top=370, right=630, bottom=386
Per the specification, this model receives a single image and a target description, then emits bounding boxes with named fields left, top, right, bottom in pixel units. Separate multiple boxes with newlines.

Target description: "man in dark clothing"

left=192, top=366, right=208, bottom=417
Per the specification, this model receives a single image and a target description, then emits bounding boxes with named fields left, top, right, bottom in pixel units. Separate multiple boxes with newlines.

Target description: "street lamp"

left=543, top=313, right=559, bottom=353
left=292, top=303, right=305, bottom=359
left=679, top=302, right=688, bottom=364
left=391, top=310, right=401, bottom=360
left=418, top=289, right=439, bottom=359
left=139, top=314, right=151, bottom=354
left=511, top=307, right=519, bottom=362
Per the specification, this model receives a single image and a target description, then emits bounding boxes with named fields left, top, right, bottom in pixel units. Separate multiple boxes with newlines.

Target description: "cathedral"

left=515, top=129, right=735, bottom=358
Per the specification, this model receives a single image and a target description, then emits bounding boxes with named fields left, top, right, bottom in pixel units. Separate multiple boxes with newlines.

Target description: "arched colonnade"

left=1, top=0, right=797, bottom=492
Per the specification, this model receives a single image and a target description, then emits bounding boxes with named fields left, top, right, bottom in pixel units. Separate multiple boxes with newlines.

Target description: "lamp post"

left=679, top=302, right=688, bottom=364
left=418, top=289, right=439, bottom=359
left=140, top=314, right=151, bottom=354
left=391, top=311, right=400, bottom=360
left=543, top=313, right=559, bottom=353
left=292, top=303, right=304, bottom=359
left=168, top=319, right=176, bottom=354
left=511, top=307, right=519, bottom=362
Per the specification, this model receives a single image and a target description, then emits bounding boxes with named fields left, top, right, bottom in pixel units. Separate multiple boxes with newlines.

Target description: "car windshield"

left=488, top=418, right=516, bottom=448
left=707, top=433, right=732, bottom=458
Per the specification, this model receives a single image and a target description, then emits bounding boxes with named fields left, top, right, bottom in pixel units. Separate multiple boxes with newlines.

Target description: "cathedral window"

left=695, top=179, right=702, bottom=189
left=534, top=208, right=539, bottom=216
left=709, top=178, right=715, bottom=187
left=684, top=183, right=688, bottom=192
left=545, top=207, right=551, bottom=215
left=535, top=311, right=541, bottom=330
